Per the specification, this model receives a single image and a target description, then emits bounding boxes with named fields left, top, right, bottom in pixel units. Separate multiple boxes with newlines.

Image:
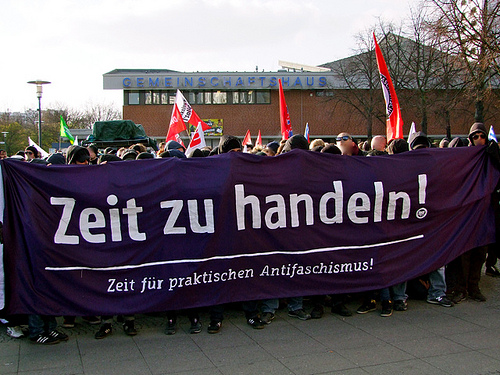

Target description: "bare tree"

left=321, top=28, right=386, bottom=138
left=424, top=0, right=500, bottom=122
left=81, top=101, right=122, bottom=128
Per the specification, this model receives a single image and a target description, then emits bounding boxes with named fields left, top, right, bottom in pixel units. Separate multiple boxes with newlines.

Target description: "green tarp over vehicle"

left=83, top=120, right=158, bottom=150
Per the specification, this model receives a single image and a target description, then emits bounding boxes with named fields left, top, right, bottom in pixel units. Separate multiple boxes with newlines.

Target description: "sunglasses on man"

left=336, top=135, right=351, bottom=142
left=472, top=133, right=486, bottom=140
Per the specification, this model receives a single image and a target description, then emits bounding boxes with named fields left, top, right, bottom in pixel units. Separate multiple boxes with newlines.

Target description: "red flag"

left=279, top=79, right=292, bottom=140
left=373, top=33, right=403, bottom=142
left=166, top=104, right=187, bottom=142
left=256, top=130, right=263, bottom=148
left=176, top=90, right=211, bottom=131
left=243, top=130, right=252, bottom=146
left=185, top=123, right=206, bottom=156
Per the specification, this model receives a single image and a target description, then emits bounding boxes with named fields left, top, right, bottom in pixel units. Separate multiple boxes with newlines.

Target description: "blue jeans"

left=28, top=315, right=57, bottom=339
left=261, top=297, right=303, bottom=313
left=428, top=267, right=447, bottom=300
left=380, top=282, right=408, bottom=302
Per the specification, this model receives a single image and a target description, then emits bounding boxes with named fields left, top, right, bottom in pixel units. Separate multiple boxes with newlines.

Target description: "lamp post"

left=27, top=80, right=51, bottom=146
left=1, top=132, right=9, bottom=156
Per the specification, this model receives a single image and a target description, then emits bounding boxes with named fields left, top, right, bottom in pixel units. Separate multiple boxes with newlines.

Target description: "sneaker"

left=331, top=303, right=352, bottom=317
left=95, top=323, right=112, bottom=339
left=62, top=317, right=75, bottom=328
left=288, top=309, right=311, bottom=321
left=247, top=317, right=266, bottom=329
left=486, top=266, right=500, bottom=277
left=310, top=305, right=324, bottom=319
left=82, top=316, right=102, bottom=325
left=6, top=326, right=25, bottom=338
left=380, top=300, right=393, bottom=317
left=164, top=319, right=176, bottom=335
left=393, top=300, right=408, bottom=311
left=427, top=296, right=453, bottom=307
left=357, top=300, right=377, bottom=314
left=261, top=312, right=275, bottom=324
left=189, top=319, right=202, bottom=334
left=49, top=330, right=69, bottom=342
left=469, top=291, right=487, bottom=302
left=450, top=291, right=467, bottom=304
left=123, top=320, right=137, bottom=336
left=30, top=334, right=60, bottom=345
left=207, top=320, right=222, bottom=334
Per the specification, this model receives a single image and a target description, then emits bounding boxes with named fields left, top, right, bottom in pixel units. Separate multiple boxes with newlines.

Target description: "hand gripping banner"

left=1, top=147, right=498, bottom=315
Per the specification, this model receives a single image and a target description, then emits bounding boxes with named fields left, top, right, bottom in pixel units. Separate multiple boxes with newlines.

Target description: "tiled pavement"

left=1, top=275, right=500, bottom=375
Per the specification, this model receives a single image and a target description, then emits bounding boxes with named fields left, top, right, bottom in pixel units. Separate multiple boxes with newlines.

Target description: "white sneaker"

left=7, top=326, right=24, bottom=338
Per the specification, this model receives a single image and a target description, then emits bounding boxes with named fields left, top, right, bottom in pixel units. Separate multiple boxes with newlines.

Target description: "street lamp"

left=1, top=132, right=9, bottom=155
left=27, top=80, right=51, bottom=146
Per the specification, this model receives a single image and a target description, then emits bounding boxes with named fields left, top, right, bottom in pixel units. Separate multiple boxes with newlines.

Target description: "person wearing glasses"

left=451, top=122, right=500, bottom=302
left=336, top=133, right=366, bottom=156
left=24, top=146, right=39, bottom=161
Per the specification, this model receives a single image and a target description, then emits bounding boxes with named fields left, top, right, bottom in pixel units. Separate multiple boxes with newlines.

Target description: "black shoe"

left=207, top=320, right=222, bottom=334
left=189, top=319, right=202, bottom=334
left=82, top=316, right=102, bottom=325
left=164, top=319, right=176, bottom=335
left=469, top=291, right=487, bottom=302
left=310, top=305, right=324, bottom=319
left=288, top=309, right=312, bottom=321
left=357, top=300, right=377, bottom=314
left=30, top=334, right=60, bottom=345
left=123, top=320, right=137, bottom=336
left=331, top=303, right=352, bottom=317
left=380, top=300, right=393, bottom=317
left=95, top=323, right=112, bottom=339
left=48, top=330, right=69, bottom=342
left=427, top=296, right=453, bottom=307
left=247, top=317, right=265, bottom=329
left=486, top=266, right=500, bottom=277
left=62, top=317, right=75, bottom=328
left=393, top=300, right=408, bottom=311
left=450, top=291, right=467, bottom=304
left=261, top=312, right=275, bottom=324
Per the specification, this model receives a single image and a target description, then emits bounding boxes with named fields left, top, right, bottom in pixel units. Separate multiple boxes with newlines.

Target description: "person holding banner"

left=207, top=135, right=266, bottom=333
left=449, top=123, right=499, bottom=303
left=408, top=132, right=453, bottom=308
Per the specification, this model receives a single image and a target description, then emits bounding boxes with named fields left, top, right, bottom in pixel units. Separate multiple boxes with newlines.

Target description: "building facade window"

left=126, top=92, right=140, bottom=105
left=124, top=90, right=271, bottom=105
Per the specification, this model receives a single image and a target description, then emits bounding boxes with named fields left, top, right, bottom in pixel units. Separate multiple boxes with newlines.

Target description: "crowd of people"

left=1, top=121, right=499, bottom=344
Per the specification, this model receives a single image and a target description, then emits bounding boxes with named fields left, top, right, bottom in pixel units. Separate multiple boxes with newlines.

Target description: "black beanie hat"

left=219, top=135, right=242, bottom=153
left=387, top=138, right=409, bottom=154
left=321, top=144, right=342, bottom=155
left=281, top=134, right=309, bottom=153
left=448, top=137, right=466, bottom=148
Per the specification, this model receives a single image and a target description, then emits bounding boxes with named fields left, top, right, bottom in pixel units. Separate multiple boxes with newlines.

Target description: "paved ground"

left=1, top=275, right=500, bottom=375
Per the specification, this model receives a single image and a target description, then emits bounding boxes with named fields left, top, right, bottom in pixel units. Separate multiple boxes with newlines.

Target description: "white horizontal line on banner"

left=45, top=234, right=424, bottom=272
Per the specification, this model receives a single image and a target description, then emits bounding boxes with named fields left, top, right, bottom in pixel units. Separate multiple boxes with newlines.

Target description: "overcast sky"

left=1, top=0, right=413, bottom=113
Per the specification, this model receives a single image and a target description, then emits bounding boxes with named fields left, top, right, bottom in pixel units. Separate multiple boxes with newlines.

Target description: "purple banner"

left=2, top=147, right=499, bottom=315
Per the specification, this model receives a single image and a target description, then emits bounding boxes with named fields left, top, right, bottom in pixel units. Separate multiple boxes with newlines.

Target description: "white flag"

left=28, top=137, right=49, bottom=158
left=175, top=89, right=209, bottom=130
left=488, top=126, right=497, bottom=143
left=408, top=122, right=416, bottom=140
left=185, top=123, right=206, bottom=156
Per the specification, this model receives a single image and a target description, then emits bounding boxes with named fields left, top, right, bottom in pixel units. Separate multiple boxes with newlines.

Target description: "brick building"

left=103, top=58, right=496, bottom=145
